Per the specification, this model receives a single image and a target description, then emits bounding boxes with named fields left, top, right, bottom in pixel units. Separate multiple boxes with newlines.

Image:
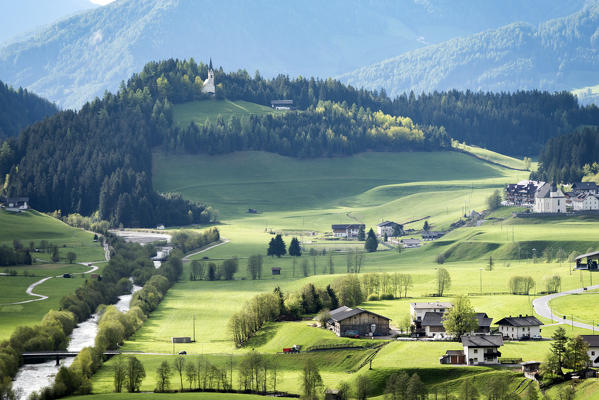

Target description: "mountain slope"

left=0, top=0, right=586, bottom=109
left=0, top=80, right=57, bottom=140
left=339, top=3, right=599, bottom=97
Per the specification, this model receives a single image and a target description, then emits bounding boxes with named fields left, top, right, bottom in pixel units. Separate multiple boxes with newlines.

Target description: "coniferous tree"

left=288, top=237, right=301, bottom=257
left=364, top=228, right=378, bottom=252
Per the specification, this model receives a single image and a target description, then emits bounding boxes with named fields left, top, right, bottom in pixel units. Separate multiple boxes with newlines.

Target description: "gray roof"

left=332, top=224, right=365, bottom=230
left=495, top=316, right=543, bottom=327
left=572, top=182, right=597, bottom=191
left=445, top=350, right=464, bottom=356
left=461, top=335, right=503, bottom=347
left=328, top=306, right=390, bottom=322
left=421, top=312, right=492, bottom=328
left=575, top=251, right=599, bottom=261
left=581, top=335, right=599, bottom=347
left=271, top=99, right=293, bottom=105
left=402, top=238, right=421, bottom=243
left=377, top=221, right=399, bottom=227
left=6, top=197, right=28, bottom=202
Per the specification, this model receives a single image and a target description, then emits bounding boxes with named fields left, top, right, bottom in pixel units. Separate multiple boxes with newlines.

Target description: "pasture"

left=173, top=99, right=277, bottom=127
left=0, top=209, right=104, bottom=261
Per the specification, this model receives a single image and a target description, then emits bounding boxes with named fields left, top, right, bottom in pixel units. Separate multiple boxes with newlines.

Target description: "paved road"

left=183, top=239, right=230, bottom=261
left=532, top=284, right=599, bottom=330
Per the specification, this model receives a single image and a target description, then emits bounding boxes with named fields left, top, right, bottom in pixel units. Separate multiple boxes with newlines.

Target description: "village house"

left=495, top=315, right=543, bottom=340
left=401, top=238, right=421, bottom=248
left=505, top=180, right=544, bottom=206
left=571, top=192, right=599, bottom=211
left=3, top=197, right=29, bottom=212
left=422, top=231, right=445, bottom=241
left=271, top=100, right=294, bottom=110
left=461, top=334, right=503, bottom=365
left=410, top=302, right=452, bottom=326
left=202, top=61, right=215, bottom=95
left=420, top=312, right=492, bottom=339
left=571, top=182, right=598, bottom=195
left=331, top=224, right=365, bottom=239
left=533, top=183, right=566, bottom=213
left=575, top=251, right=599, bottom=270
left=376, top=221, right=403, bottom=237
left=580, top=335, right=599, bottom=367
left=326, top=306, right=390, bottom=337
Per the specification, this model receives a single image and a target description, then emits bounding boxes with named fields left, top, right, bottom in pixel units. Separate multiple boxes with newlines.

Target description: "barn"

left=326, top=306, right=390, bottom=337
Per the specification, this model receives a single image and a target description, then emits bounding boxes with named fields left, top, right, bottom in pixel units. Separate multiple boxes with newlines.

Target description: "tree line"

left=167, top=101, right=450, bottom=157
left=360, top=272, right=413, bottom=300
left=532, top=126, right=599, bottom=184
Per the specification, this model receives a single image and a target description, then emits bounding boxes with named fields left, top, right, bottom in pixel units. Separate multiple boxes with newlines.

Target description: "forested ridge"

left=533, top=127, right=599, bottom=183
left=1, top=58, right=598, bottom=226
left=0, top=80, right=57, bottom=140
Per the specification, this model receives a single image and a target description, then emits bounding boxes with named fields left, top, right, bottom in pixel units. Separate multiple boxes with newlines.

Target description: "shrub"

left=380, top=293, right=394, bottom=300
left=367, top=294, right=380, bottom=301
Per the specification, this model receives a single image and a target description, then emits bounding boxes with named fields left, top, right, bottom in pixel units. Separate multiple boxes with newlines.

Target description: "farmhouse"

left=495, top=315, right=543, bottom=340
left=571, top=182, right=598, bottom=195
left=3, top=197, right=29, bottom=212
left=326, top=306, right=390, bottom=337
left=461, top=334, right=503, bottom=365
left=422, top=231, right=445, bottom=241
left=580, top=335, right=599, bottom=367
left=376, top=221, right=403, bottom=237
left=420, top=312, right=493, bottom=338
left=575, top=251, right=599, bottom=270
left=331, top=224, right=365, bottom=239
left=571, top=193, right=599, bottom=211
left=401, top=238, right=421, bottom=248
left=410, top=302, right=452, bottom=325
left=271, top=100, right=294, bottom=110
left=505, top=180, right=544, bottom=206
left=533, top=183, right=566, bottom=213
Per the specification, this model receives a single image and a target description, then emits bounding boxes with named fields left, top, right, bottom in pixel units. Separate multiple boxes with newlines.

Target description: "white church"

left=202, top=59, right=215, bottom=95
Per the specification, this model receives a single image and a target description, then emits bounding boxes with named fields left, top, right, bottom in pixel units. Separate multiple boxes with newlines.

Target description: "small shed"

left=440, top=350, right=465, bottom=365
left=575, top=251, right=599, bottom=270
left=324, top=389, right=341, bottom=400
left=271, top=267, right=281, bottom=275
left=521, top=361, right=541, bottom=379
left=171, top=337, right=192, bottom=344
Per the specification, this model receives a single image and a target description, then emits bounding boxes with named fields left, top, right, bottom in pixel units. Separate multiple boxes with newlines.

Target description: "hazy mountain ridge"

left=339, top=3, right=599, bottom=97
left=0, top=0, right=587, bottom=109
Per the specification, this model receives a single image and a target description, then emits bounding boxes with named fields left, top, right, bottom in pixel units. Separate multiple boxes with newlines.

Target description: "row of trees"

left=360, top=272, right=413, bottom=299
left=189, top=258, right=238, bottom=281
left=171, top=228, right=220, bottom=253
left=508, top=276, right=536, bottom=295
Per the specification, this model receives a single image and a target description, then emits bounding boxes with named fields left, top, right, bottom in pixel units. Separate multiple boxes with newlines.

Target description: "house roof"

left=445, top=350, right=465, bottom=356
left=422, top=231, right=445, bottom=238
left=411, top=302, right=452, bottom=309
left=377, top=221, right=399, bottom=227
left=575, top=251, right=599, bottom=261
left=421, top=312, right=492, bottom=328
left=331, top=224, right=365, bottom=230
left=6, top=197, right=28, bottom=202
left=535, top=183, right=564, bottom=199
left=328, top=306, right=390, bottom=322
left=581, top=335, right=599, bottom=347
left=461, top=335, right=503, bottom=347
left=495, top=315, right=543, bottom=327
left=572, top=182, right=597, bottom=191
left=271, top=99, right=293, bottom=105
left=402, top=238, right=421, bottom=243
left=271, top=267, right=281, bottom=271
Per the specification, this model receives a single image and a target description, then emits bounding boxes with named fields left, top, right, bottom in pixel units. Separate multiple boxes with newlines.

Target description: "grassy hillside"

left=173, top=99, right=276, bottom=126
left=0, top=209, right=104, bottom=261
left=452, top=142, right=532, bottom=170
left=153, top=150, right=521, bottom=222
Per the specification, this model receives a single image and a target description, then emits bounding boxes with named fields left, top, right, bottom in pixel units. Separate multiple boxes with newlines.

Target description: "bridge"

left=22, top=350, right=121, bottom=365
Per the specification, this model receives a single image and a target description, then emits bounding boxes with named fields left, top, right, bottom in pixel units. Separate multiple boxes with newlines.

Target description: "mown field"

left=0, top=209, right=104, bottom=261
left=0, top=209, right=106, bottom=340
left=173, top=99, right=277, bottom=127
left=125, top=147, right=599, bottom=397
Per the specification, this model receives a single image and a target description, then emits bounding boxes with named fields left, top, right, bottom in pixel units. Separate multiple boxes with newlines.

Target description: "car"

left=531, top=335, right=542, bottom=340
left=178, top=350, right=187, bottom=355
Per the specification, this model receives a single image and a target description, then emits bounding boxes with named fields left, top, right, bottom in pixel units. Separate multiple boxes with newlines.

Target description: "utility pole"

left=479, top=268, right=483, bottom=295
left=193, top=315, right=196, bottom=342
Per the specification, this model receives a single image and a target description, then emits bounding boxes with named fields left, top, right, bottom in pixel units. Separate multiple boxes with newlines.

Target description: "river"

left=13, top=283, right=142, bottom=400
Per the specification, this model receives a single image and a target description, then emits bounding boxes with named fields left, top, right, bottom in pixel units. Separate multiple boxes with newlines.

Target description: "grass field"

left=452, top=142, right=531, bottom=171
left=0, top=209, right=104, bottom=261
left=549, top=289, right=599, bottom=327
left=66, top=394, right=295, bottom=400
left=83, top=148, right=599, bottom=397
left=173, top=99, right=277, bottom=127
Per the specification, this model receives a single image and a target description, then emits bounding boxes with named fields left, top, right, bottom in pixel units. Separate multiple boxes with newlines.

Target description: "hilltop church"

left=202, top=59, right=216, bottom=95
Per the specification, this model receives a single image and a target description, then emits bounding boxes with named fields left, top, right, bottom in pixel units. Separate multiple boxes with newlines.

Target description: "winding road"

left=182, top=239, right=230, bottom=261
left=0, top=243, right=109, bottom=306
left=532, top=284, right=599, bottom=330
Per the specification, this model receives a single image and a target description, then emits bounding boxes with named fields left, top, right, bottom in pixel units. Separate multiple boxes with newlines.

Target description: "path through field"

left=182, top=239, right=230, bottom=261
left=532, top=283, right=599, bottom=330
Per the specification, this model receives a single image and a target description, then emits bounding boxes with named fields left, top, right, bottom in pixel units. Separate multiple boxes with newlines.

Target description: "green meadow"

left=172, top=99, right=277, bottom=127
left=549, top=289, right=599, bottom=327
left=0, top=209, right=104, bottom=261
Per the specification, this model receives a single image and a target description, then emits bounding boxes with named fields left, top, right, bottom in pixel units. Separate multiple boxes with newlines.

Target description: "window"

left=474, top=349, right=478, bottom=354
left=593, top=351, right=596, bottom=356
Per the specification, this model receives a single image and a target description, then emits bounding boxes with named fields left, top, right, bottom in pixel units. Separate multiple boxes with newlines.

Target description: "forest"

left=532, top=126, right=599, bottom=183
left=1, top=58, right=598, bottom=226
left=0, top=80, right=57, bottom=141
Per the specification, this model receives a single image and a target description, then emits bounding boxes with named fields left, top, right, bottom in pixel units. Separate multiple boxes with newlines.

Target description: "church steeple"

left=209, top=58, right=213, bottom=71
